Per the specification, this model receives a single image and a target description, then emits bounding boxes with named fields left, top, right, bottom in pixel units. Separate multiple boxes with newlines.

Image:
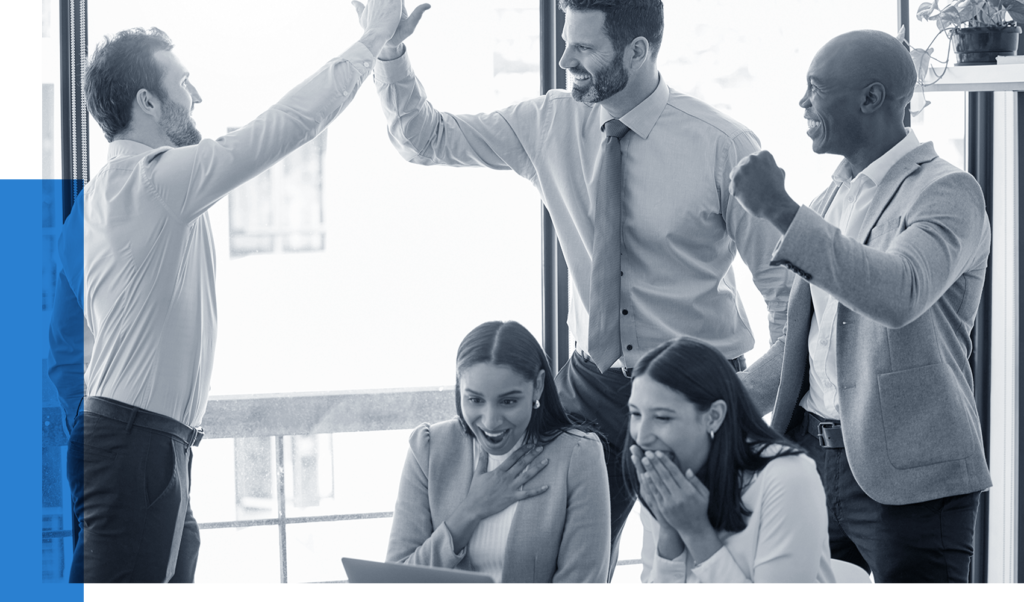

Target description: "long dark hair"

left=622, top=337, right=804, bottom=533
left=455, top=321, right=589, bottom=445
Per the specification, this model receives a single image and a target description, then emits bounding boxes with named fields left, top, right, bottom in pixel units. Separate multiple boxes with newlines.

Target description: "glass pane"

left=193, top=526, right=281, bottom=583
left=288, top=517, right=394, bottom=583
left=284, top=429, right=411, bottom=519
left=661, top=0, right=896, bottom=363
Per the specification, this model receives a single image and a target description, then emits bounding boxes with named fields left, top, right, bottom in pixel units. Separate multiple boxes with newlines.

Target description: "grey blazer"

left=742, top=142, right=992, bottom=505
left=385, top=419, right=611, bottom=582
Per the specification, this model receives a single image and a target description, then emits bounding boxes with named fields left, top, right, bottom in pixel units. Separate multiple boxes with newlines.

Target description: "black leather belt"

left=805, top=410, right=844, bottom=449
left=84, top=396, right=204, bottom=447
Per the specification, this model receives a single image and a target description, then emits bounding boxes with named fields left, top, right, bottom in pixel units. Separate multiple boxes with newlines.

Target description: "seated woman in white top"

left=386, top=320, right=611, bottom=583
left=625, top=336, right=834, bottom=583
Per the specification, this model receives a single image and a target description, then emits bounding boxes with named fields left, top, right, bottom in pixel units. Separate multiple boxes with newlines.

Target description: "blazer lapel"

left=854, top=143, right=935, bottom=244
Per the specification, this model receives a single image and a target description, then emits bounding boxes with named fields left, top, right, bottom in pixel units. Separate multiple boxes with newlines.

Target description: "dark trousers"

left=67, top=416, right=87, bottom=583
left=555, top=350, right=745, bottom=579
left=67, top=407, right=200, bottom=582
left=787, top=407, right=980, bottom=583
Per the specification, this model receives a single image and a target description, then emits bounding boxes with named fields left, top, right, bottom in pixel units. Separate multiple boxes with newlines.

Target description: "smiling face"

left=153, top=49, right=202, bottom=147
left=628, top=375, right=716, bottom=474
left=798, top=42, right=865, bottom=158
left=459, top=362, right=543, bottom=456
left=559, top=9, right=629, bottom=105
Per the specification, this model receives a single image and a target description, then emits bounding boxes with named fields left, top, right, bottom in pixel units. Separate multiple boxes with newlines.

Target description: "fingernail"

left=641, top=457, right=650, bottom=465
left=685, top=468, right=694, bottom=477
left=655, top=451, right=664, bottom=458
left=535, top=446, right=543, bottom=452
left=542, top=458, right=549, bottom=464
left=542, top=485, right=549, bottom=490
left=645, top=450, right=654, bottom=458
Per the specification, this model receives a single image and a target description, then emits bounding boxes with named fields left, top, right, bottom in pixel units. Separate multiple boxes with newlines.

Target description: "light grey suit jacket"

left=386, top=419, right=611, bottom=582
left=742, top=142, right=992, bottom=505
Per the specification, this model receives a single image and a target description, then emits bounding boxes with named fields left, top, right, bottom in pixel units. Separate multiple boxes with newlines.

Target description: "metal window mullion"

left=539, top=0, right=569, bottom=369
left=276, top=435, right=288, bottom=583
left=967, top=90, right=994, bottom=584
left=59, top=0, right=89, bottom=221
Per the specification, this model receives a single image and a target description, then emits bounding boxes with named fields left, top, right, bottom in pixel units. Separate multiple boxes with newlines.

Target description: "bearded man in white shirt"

left=732, top=30, right=991, bottom=582
left=358, top=0, right=794, bottom=575
left=67, top=0, right=402, bottom=582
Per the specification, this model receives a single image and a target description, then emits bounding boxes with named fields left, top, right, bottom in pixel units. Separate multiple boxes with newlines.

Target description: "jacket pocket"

left=877, top=363, right=972, bottom=469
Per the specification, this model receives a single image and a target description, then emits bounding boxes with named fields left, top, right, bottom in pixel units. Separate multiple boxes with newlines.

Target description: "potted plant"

left=917, top=1, right=1024, bottom=64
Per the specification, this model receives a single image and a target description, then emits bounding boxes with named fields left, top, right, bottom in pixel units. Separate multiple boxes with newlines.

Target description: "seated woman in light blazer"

left=386, top=320, right=611, bottom=583
left=625, top=337, right=835, bottom=583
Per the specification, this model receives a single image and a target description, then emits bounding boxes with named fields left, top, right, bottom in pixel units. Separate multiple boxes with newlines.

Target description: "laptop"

left=342, top=557, right=494, bottom=583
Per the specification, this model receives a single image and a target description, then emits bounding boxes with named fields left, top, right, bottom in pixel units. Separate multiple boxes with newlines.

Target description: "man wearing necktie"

left=362, top=0, right=793, bottom=575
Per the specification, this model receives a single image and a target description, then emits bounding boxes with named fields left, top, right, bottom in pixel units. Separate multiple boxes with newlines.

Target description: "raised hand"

left=728, top=149, right=799, bottom=234
left=351, top=0, right=404, bottom=56
left=354, top=1, right=430, bottom=59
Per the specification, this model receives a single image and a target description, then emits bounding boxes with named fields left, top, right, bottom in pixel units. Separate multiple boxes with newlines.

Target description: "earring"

left=533, top=400, right=540, bottom=409
left=708, top=429, right=715, bottom=441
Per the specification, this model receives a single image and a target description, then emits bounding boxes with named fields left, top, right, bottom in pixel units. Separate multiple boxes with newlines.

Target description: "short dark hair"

left=559, top=0, right=664, bottom=58
left=454, top=321, right=594, bottom=446
left=84, top=28, right=174, bottom=142
left=623, top=337, right=804, bottom=533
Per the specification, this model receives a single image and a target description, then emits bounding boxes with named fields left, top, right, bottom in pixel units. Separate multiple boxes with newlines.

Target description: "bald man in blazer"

left=730, top=30, right=991, bottom=582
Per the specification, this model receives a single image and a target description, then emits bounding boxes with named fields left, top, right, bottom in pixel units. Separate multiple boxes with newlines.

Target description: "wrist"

left=768, top=196, right=799, bottom=234
left=358, top=30, right=390, bottom=57
left=378, top=42, right=405, bottom=61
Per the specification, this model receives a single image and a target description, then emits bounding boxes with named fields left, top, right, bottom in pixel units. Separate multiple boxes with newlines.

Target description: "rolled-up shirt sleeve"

left=720, top=133, right=793, bottom=344
left=148, top=42, right=377, bottom=223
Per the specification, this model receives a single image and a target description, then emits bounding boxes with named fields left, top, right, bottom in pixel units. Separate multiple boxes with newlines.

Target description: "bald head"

left=815, top=30, right=917, bottom=114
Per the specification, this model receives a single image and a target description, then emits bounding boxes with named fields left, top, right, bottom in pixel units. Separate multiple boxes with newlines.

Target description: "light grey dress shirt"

left=375, top=51, right=792, bottom=365
left=82, top=42, right=376, bottom=427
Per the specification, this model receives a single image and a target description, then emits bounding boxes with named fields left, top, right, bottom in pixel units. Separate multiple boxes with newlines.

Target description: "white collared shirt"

left=800, top=130, right=920, bottom=420
left=76, top=42, right=375, bottom=427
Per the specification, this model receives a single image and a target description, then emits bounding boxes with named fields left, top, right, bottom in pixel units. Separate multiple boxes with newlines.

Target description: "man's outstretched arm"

left=150, top=0, right=404, bottom=222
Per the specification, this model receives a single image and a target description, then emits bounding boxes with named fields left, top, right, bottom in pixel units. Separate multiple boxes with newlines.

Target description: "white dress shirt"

left=639, top=451, right=833, bottom=583
left=79, top=42, right=375, bottom=427
left=375, top=53, right=792, bottom=366
left=800, top=130, right=920, bottom=420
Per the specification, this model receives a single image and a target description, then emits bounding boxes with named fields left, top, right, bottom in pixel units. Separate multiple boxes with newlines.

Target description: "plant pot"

left=953, top=25, right=1021, bottom=65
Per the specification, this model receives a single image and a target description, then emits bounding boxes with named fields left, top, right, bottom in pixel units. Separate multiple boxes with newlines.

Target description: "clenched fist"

left=728, top=150, right=799, bottom=233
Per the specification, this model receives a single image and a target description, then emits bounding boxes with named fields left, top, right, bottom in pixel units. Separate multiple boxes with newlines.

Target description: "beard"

left=160, top=99, right=202, bottom=147
left=569, top=51, right=629, bottom=105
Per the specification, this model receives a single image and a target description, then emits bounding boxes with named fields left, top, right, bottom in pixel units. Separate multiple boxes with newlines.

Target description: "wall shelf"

left=920, top=62, right=1024, bottom=92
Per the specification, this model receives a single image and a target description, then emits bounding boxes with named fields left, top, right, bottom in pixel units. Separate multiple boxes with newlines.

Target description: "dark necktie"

left=588, top=118, right=630, bottom=372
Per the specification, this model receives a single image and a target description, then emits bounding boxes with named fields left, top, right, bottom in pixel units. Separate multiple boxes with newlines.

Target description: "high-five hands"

left=728, top=150, right=800, bottom=234
left=445, top=444, right=549, bottom=552
left=351, top=0, right=404, bottom=57
left=353, top=1, right=431, bottom=59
